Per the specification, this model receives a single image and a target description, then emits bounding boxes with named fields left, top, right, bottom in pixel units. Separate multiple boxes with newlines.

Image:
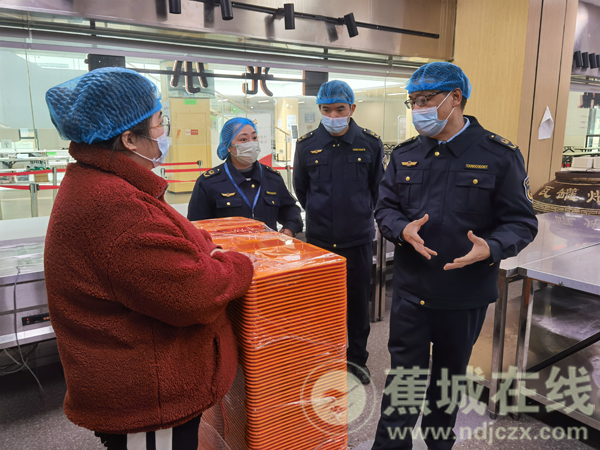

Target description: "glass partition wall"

left=0, top=44, right=415, bottom=220
left=562, top=83, right=600, bottom=168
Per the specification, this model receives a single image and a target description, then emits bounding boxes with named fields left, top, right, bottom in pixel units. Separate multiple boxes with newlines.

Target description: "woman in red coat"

left=44, top=67, right=254, bottom=450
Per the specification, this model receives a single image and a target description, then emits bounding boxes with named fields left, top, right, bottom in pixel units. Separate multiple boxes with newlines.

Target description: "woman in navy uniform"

left=188, top=118, right=302, bottom=237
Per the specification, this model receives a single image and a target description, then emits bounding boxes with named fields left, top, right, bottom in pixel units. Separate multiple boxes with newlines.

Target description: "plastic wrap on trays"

left=192, top=218, right=348, bottom=449
left=193, top=217, right=268, bottom=234
left=194, top=225, right=347, bottom=281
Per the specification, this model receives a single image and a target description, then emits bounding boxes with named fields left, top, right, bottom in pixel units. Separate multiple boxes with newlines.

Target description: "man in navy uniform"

left=293, top=80, right=384, bottom=384
left=188, top=118, right=302, bottom=237
left=372, top=62, right=538, bottom=449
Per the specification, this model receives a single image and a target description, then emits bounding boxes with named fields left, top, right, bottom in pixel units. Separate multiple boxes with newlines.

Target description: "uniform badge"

left=298, top=132, right=314, bottom=143
left=395, top=136, right=418, bottom=150
left=401, top=161, right=418, bottom=167
left=490, top=134, right=518, bottom=149
left=465, top=164, right=489, bottom=170
left=221, top=193, right=235, bottom=197
left=264, top=165, right=282, bottom=176
left=363, top=128, right=380, bottom=139
left=501, top=138, right=516, bottom=148
left=353, top=148, right=366, bottom=151
left=524, top=176, right=533, bottom=203
left=266, top=191, right=277, bottom=195
left=310, top=149, right=322, bottom=154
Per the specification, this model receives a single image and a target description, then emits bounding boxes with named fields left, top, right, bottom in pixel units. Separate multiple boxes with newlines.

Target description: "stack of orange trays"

left=193, top=218, right=348, bottom=450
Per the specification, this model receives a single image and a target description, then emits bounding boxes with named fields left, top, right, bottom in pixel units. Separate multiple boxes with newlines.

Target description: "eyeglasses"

left=151, top=115, right=171, bottom=137
left=404, top=92, right=445, bottom=110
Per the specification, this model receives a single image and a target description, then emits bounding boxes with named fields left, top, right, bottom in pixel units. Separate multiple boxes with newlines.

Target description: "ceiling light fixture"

left=344, top=13, right=359, bottom=38
left=191, top=1, right=440, bottom=39
left=168, top=0, right=181, bottom=14
left=220, top=0, right=233, bottom=20
left=284, top=3, right=295, bottom=30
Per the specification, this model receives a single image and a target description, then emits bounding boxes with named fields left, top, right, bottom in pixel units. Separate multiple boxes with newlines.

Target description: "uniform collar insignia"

left=401, top=161, right=418, bottom=167
left=221, top=193, right=236, bottom=197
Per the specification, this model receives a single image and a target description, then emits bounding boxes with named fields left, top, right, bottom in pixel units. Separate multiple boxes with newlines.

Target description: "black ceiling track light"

left=181, top=0, right=439, bottom=39
left=168, top=0, right=182, bottom=14
left=220, top=0, right=234, bottom=20
left=574, top=50, right=600, bottom=71
left=283, top=3, right=295, bottom=30
left=344, top=12, right=358, bottom=38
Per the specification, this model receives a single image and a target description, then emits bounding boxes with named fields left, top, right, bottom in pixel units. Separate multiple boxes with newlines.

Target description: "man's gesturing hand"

left=443, top=230, right=491, bottom=270
left=401, top=214, right=438, bottom=260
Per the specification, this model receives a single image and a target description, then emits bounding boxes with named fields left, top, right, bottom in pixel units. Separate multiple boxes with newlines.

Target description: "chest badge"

left=465, top=164, right=489, bottom=170
left=310, top=149, right=322, bottom=154
left=353, top=148, right=366, bottom=152
left=266, top=191, right=277, bottom=195
left=221, top=193, right=236, bottom=197
left=401, top=161, right=418, bottom=167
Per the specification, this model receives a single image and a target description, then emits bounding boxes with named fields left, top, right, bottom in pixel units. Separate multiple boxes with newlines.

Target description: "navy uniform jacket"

left=293, top=119, right=384, bottom=248
left=187, top=158, right=303, bottom=234
left=376, top=116, right=538, bottom=309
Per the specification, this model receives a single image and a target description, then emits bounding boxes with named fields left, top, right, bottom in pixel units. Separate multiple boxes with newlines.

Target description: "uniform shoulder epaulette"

left=489, top=134, right=518, bottom=151
left=201, top=167, right=221, bottom=179
left=393, top=136, right=418, bottom=150
left=263, top=164, right=282, bottom=176
left=297, top=131, right=315, bottom=143
left=362, top=128, right=380, bottom=140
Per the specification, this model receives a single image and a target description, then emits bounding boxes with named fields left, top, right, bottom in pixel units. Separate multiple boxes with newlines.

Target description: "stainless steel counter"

left=0, top=237, right=53, bottom=350
left=500, top=212, right=600, bottom=277
left=512, top=233, right=600, bottom=430
left=513, top=285, right=600, bottom=430
left=469, top=212, right=600, bottom=418
left=518, top=244, right=600, bottom=294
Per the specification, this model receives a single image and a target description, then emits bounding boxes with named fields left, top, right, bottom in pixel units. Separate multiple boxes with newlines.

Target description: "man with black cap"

left=372, top=62, right=538, bottom=449
left=294, top=80, right=384, bottom=385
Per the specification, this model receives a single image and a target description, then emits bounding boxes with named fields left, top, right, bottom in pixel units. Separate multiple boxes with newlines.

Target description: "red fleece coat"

left=44, top=142, right=254, bottom=434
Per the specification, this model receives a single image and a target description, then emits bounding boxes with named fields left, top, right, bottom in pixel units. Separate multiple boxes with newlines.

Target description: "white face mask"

left=411, top=92, right=455, bottom=137
left=231, top=141, right=260, bottom=166
left=133, top=132, right=170, bottom=168
left=321, top=114, right=350, bottom=134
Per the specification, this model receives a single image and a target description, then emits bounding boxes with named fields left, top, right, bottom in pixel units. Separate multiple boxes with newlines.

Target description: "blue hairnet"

left=217, top=118, right=257, bottom=160
left=45, top=67, right=162, bottom=144
left=406, top=62, right=472, bottom=99
left=316, top=80, right=355, bottom=105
